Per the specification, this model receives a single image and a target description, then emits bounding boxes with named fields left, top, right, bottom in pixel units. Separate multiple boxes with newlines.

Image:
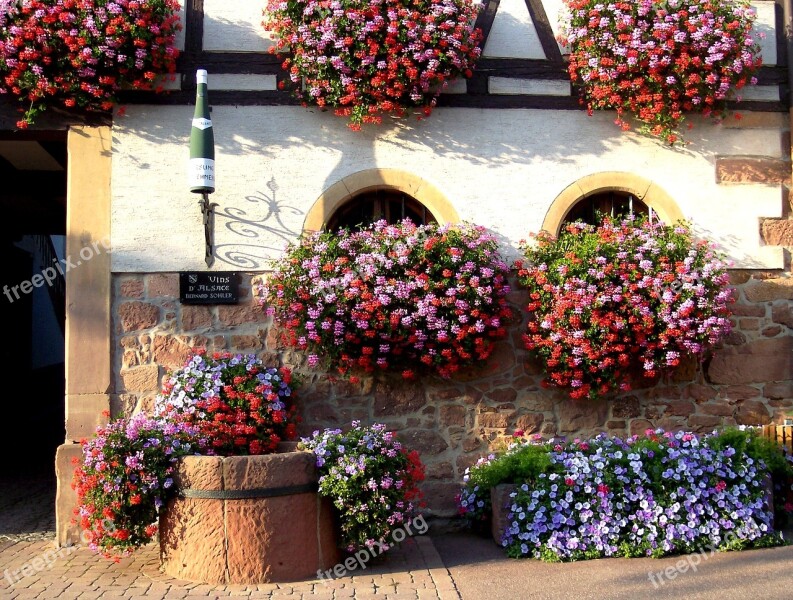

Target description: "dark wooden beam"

left=775, top=0, right=787, bottom=68
left=438, top=93, right=579, bottom=110
left=180, top=0, right=206, bottom=89
left=475, top=58, right=569, bottom=79
left=474, top=0, right=500, bottom=52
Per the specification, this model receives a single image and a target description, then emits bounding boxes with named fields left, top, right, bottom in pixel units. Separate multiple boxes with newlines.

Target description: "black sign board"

left=179, top=271, right=241, bottom=304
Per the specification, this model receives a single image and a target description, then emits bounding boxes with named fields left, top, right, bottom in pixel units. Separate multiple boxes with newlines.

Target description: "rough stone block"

left=670, top=355, right=698, bottom=382
left=400, top=430, right=449, bottom=455
left=730, top=303, right=766, bottom=317
left=159, top=497, right=227, bottom=583
left=761, top=219, right=793, bottom=246
left=772, top=301, right=793, bottom=328
left=230, top=334, right=262, bottom=350
left=687, top=414, right=724, bottom=430
left=558, top=399, right=608, bottom=433
left=664, top=400, right=695, bottom=417
left=120, top=364, right=159, bottom=392
left=764, top=382, right=793, bottom=399
left=515, top=413, right=544, bottom=434
left=686, top=384, right=718, bottom=402
left=119, top=277, right=144, bottom=298
left=151, top=334, right=193, bottom=369
left=735, top=399, right=772, bottom=425
left=439, top=405, right=466, bottom=427
left=708, top=337, right=793, bottom=384
left=223, top=452, right=316, bottom=490
left=698, top=402, right=735, bottom=417
left=373, top=381, right=426, bottom=416
left=611, top=396, right=640, bottom=419
left=175, top=455, right=223, bottom=490
left=629, top=419, right=654, bottom=436
left=147, top=273, right=180, bottom=298
left=217, top=303, right=267, bottom=327
left=181, top=305, right=213, bottom=330
left=708, top=355, right=792, bottom=385
left=743, top=278, right=793, bottom=302
left=478, top=411, right=510, bottom=429
left=421, top=481, right=462, bottom=515
left=162, top=451, right=338, bottom=584
left=118, top=301, right=160, bottom=332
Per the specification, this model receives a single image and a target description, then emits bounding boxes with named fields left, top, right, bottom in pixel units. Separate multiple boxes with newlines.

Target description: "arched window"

left=561, top=190, right=652, bottom=228
left=542, top=173, right=684, bottom=236
left=325, top=189, right=437, bottom=232
left=303, top=169, right=459, bottom=232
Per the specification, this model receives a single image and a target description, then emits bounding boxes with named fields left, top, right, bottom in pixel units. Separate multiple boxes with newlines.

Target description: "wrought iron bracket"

left=200, top=193, right=218, bottom=267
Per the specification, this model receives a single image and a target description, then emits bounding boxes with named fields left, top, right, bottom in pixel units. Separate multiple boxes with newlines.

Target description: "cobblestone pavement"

left=0, top=474, right=56, bottom=543
left=0, top=534, right=458, bottom=600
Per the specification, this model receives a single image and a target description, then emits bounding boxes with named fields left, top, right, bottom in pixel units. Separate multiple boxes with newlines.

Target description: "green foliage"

left=468, top=443, right=552, bottom=490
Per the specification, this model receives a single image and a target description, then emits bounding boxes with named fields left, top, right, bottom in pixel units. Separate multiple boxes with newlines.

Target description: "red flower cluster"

left=0, top=0, right=181, bottom=128
left=263, top=0, right=482, bottom=128
left=156, top=351, right=300, bottom=455
left=517, top=216, right=733, bottom=400
left=560, top=0, right=762, bottom=143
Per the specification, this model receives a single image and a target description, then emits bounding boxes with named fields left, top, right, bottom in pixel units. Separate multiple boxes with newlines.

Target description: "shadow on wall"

left=212, top=177, right=305, bottom=269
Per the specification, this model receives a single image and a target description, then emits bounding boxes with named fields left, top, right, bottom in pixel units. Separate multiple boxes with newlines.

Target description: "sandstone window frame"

left=542, top=172, right=685, bottom=236
left=303, top=168, right=459, bottom=232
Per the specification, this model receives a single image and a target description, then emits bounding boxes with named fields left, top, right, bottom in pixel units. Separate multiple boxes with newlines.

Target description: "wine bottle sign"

left=189, top=69, right=215, bottom=193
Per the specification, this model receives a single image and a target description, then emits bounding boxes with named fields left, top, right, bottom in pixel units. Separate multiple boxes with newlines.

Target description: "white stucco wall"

left=204, top=0, right=275, bottom=52
left=111, top=104, right=784, bottom=273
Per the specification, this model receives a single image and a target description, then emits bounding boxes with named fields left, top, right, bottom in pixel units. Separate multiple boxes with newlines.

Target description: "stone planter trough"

left=490, top=483, right=519, bottom=546
left=159, top=443, right=339, bottom=583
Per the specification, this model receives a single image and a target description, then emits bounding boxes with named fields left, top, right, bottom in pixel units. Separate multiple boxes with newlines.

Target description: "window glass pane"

left=326, top=190, right=437, bottom=231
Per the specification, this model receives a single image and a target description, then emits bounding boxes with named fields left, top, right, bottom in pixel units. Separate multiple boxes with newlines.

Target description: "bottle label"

left=192, top=117, right=212, bottom=130
left=189, top=158, right=215, bottom=190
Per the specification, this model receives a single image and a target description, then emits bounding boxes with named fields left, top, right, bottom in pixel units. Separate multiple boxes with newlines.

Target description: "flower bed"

left=515, top=216, right=732, bottom=400
left=262, top=0, right=482, bottom=129
left=457, top=428, right=793, bottom=562
left=0, top=0, right=181, bottom=128
left=559, top=0, right=762, bottom=143
left=261, top=219, right=513, bottom=380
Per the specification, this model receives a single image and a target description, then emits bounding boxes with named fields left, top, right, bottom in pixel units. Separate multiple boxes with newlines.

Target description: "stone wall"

left=113, top=272, right=793, bottom=517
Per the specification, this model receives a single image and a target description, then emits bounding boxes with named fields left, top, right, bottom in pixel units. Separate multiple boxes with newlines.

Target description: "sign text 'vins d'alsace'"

left=179, top=272, right=240, bottom=304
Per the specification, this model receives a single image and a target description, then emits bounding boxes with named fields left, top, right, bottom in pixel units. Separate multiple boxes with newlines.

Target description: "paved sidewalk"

left=0, top=535, right=458, bottom=600
left=3, top=475, right=793, bottom=600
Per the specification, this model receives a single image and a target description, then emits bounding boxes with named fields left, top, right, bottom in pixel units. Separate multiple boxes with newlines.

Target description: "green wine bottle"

left=189, top=69, right=215, bottom=194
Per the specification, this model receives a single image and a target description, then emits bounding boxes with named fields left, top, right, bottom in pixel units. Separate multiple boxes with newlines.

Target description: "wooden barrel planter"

left=159, top=443, right=339, bottom=583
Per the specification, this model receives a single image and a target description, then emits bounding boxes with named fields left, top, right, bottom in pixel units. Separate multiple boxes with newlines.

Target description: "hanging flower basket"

left=0, top=0, right=182, bottom=128
left=262, top=0, right=483, bottom=129
left=261, top=219, right=513, bottom=379
left=515, top=216, right=733, bottom=400
left=559, top=0, right=763, bottom=143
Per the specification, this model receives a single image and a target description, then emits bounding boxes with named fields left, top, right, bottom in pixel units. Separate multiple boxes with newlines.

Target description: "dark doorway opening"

left=0, top=133, right=66, bottom=481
